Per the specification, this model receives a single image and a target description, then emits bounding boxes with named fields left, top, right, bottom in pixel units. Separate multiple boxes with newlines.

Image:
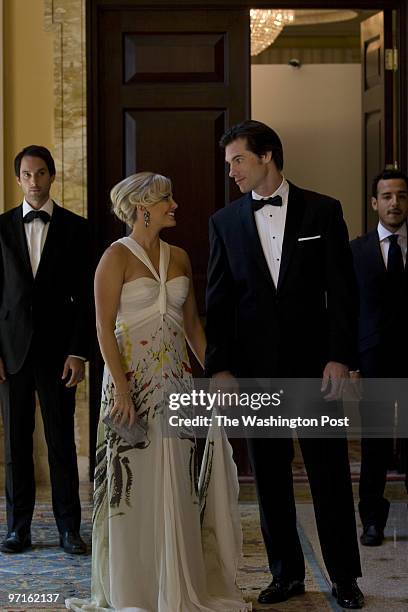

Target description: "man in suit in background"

left=0, top=145, right=91, bottom=554
left=350, top=168, right=408, bottom=546
left=205, top=121, right=364, bottom=608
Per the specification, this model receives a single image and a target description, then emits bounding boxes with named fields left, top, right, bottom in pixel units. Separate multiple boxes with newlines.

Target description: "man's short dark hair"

left=219, top=120, right=284, bottom=171
left=372, top=168, right=408, bottom=197
left=14, top=145, right=56, bottom=177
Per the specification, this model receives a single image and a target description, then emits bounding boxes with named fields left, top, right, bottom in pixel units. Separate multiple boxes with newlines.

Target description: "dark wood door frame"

left=89, top=0, right=406, bottom=168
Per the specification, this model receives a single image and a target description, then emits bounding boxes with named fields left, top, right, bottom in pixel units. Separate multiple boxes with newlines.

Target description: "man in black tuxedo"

left=0, top=145, right=91, bottom=554
left=205, top=121, right=363, bottom=608
left=350, top=169, right=408, bottom=547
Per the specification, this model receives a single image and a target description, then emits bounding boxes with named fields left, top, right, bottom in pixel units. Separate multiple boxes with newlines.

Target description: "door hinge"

left=385, top=48, right=398, bottom=71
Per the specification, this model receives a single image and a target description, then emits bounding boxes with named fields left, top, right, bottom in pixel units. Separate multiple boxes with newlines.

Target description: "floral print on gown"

left=66, top=237, right=251, bottom=612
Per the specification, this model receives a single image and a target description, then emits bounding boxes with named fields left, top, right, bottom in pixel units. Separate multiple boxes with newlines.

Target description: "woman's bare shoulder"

left=98, top=242, right=130, bottom=269
left=169, top=244, right=192, bottom=273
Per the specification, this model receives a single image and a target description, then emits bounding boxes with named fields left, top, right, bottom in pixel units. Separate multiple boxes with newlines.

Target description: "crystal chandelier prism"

left=250, top=9, right=295, bottom=56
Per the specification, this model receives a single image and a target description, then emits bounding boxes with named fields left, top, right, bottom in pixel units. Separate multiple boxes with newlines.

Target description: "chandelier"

left=250, top=9, right=294, bottom=56
left=250, top=9, right=358, bottom=57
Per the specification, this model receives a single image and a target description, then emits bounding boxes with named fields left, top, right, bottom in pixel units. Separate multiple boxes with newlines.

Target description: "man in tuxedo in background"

left=0, top=145, right=91, bottom=554
left=205, top=121, right=364, bottom=608
left=350, top=169, right=408, bottom=546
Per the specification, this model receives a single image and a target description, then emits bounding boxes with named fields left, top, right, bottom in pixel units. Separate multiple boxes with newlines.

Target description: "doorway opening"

left=250, top=8, right=399, bottom=237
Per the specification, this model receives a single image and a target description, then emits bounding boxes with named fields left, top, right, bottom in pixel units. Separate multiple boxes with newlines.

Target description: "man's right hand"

left=0, top=357, right=6, bottom=383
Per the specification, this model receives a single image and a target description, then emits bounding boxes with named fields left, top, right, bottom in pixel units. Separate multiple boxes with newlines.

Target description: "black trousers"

left=247, top=434, right=361, bottom=582
left=0, top=344, right=81, bottom=535
left=359, top=435, right=393, bottom=528
left=359, top=345, right=408, bottom=528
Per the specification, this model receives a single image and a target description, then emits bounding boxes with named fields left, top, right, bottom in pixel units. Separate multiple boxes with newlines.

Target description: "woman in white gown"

left=66, top=172, right=251, bottom=612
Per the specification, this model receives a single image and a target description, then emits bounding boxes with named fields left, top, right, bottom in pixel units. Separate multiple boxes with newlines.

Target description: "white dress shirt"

left=377, top=221, right=407, bottom=268
left=252, top=177, right=289, bottom=287
left=22, top=198, right=54, bottom=277
left=22, top=198, right=85, bottom=363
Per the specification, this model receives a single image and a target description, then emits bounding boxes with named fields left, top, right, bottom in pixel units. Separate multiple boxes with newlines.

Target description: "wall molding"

left=44, top=0, right=87, bottom=217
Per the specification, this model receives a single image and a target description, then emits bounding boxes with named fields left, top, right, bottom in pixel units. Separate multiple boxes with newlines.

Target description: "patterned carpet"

left=0, top=497, right=335, bottom=612
left=1, top=484, right=407, bottom=611
left=0, top=501, right=93, bottom=610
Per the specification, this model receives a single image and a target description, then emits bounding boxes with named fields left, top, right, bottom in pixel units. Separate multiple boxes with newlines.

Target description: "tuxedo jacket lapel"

left=277, top=183, right=306, bottom=291
left=9, top=205, right=33, bottom=279
left=366, top=230, right=386, bottom=276
left=238, top=193, right=276, bottom=292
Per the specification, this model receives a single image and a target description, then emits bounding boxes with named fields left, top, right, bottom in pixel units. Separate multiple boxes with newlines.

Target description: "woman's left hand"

left=110, top=392, right=137, bottom=428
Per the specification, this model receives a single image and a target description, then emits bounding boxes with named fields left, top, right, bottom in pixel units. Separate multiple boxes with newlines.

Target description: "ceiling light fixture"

left=250, top=9, right=294, bottom=56
left=250, top=9, right=358, bottom=56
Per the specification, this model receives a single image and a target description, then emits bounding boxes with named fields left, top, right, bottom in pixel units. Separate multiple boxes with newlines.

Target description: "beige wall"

left=1, top=0, right=54, bottom=486
left=252, top=64, right=363, bottom=239
left=4, top=0, right=54, bottom=209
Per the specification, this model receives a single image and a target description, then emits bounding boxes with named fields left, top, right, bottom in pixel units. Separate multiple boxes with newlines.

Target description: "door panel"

left=361, top=11, right=394, bottom=231
left=93, top=4, right=249, bottom=306
left=123, top=32, right=226, bottom=83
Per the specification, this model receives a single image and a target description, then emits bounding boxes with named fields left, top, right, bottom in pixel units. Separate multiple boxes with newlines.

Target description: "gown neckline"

left=124, top=235, right=163, bottom=281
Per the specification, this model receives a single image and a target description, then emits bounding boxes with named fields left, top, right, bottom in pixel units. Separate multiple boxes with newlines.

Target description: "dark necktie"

left=252, top=195, right=282, bottom=211
left=387, top=234, right=404, bottom=278
left=386, top=234, right=406, bottom=336
left=23, top=210, right=51, bottom=224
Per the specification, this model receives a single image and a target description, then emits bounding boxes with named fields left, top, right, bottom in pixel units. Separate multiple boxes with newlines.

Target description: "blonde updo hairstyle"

left=110, top=171, right=172, bottom=227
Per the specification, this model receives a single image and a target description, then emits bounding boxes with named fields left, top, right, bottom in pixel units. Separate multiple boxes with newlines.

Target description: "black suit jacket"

left=0, top=203, right=92, bottom=374
left=350, top=228, right=408, bottom=356
left=205, top=183, right=358, bottom=378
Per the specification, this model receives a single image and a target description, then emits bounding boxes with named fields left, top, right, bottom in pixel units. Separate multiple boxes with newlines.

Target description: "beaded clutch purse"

left=102, top=412, right=149, bottom=447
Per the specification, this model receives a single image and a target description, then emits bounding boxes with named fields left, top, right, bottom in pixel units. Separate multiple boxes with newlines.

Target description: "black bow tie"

left=23, top=210, right=51, bottom=224
left=252, top=195, right=282, bottom=211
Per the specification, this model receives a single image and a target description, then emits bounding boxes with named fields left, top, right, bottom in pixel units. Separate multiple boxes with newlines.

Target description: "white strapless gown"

left=66, top=237, right=251, bottom=612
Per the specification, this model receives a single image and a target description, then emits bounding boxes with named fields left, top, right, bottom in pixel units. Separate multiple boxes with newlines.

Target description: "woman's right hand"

left=110, top=391, right=137, bottom=428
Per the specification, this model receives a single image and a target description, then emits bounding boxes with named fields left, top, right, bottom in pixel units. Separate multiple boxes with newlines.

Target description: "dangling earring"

left=143, top=209, right=150, bottom=228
